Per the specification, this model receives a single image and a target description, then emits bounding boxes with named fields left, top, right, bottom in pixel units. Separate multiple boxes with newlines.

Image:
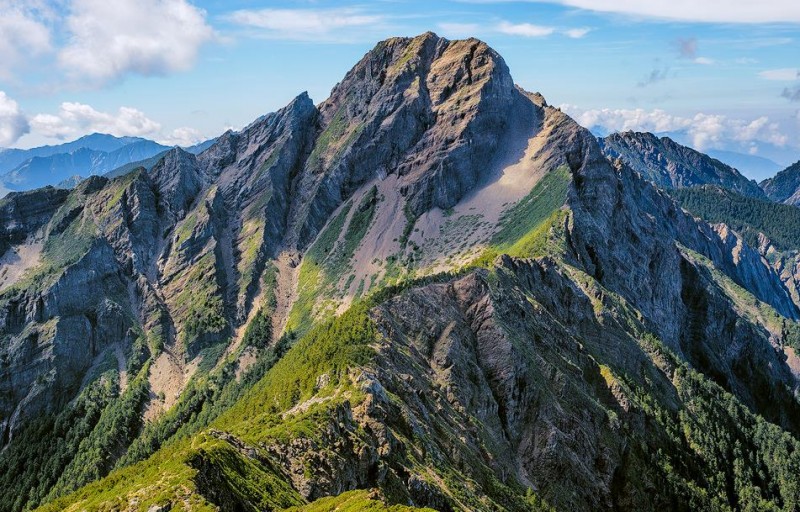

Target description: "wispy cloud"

left=674, top=37, right=714, bottom=65
left=759, top=68, right=799, bottom=81
left=440, top=20, right=591, bottom=39
left=224, top=7, right=388, bottom=42
left=30, top=102, right=162, bottom=140
left=564, top=27, right=591, bottom=38
left=782, top=87, right=800, bottom=102
left=496, top=21, right=555, bottom=37
left=160, top=127, right=207, bottom=147
left=637, top=67, right=670, bottom=87
left=0, top=1, right=52, bottom=80
left=460, top=0, right=800, bottom=23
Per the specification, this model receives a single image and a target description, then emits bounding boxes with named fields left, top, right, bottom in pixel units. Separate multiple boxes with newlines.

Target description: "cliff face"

left=2, top=33, right=800, bottom=512
left=600, top=131, right=765, bottom=198
left=761, top=160, right=800, bottom=204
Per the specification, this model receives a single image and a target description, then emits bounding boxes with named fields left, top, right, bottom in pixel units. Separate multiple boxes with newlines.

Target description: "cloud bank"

left=0, top=92, right=30, bottom=146
left=561, top=105, right=790, bottom=150
left=59, top=0, right=214, bottom=84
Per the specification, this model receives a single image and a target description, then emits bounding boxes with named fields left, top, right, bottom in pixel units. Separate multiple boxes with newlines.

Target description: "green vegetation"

left=34, top=306, right=376, bottom=512
left=492, top=166, right=572, bottom=250
left=173, top=211, right=198, bottom=249
left=45, top=363, right=151, bottom=501
left=173, top=253, right=228, bottom=356
left=117, top=333, right=292, bottom=470
left=306, top=108, right=347, bottom=169
left=242, top=308, right=271, bottom=349
left=218, top=303, right=375, bottom=436
left=470, top=166, right=572, bottom=267
left=284, top=490, right=436, bottom=511
left=287, top=187, right=378, bottom=334
left=672, top=185, right=800, bottom=251
left=286, top=200, right=352, bottom=334
left=37, top=434, right=290, bottom=512
left=0, top=373, right=117, bottom=512
left=622, top=334, right=800, bottom=511
left=679, top=244, right=800, bottom=350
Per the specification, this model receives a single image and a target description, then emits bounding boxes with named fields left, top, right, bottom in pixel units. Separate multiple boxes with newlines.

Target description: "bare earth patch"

left=143, top=349, right=188, bottom=422
left=0, top=242, right=43, bottom=291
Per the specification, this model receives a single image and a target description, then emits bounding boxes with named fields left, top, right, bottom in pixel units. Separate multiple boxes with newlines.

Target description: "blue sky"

left=0, top=0, right=799, bottom=169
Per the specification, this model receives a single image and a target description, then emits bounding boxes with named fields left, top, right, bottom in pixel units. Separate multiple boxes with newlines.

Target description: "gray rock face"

left=358, top=247, right=799, bottom=510
left=0, top=187, right=69, bottom=254
left=285, top=32, right=532, bottom=248
left=0, top=241, right=132, bottom=437
left=761, top=160, right=800, bottom=204
left=600, top=131, right=764, bottom=198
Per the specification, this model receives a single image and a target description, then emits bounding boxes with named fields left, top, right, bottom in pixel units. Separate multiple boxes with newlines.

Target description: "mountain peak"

left=282, top=32, right=525, bottom=247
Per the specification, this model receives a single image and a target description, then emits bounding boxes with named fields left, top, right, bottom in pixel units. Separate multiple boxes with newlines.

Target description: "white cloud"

left=226, top=7, right=385, bottom=41
left=0, top=91, right=30, bottom=146
left=517, top=0, right=800, bottom=23
left=561, top=105, right=789, bottom=150
left=564, top=27, right=591, bottom=38
left=159, top=127, right=205, bottom=147
left=759, top=68, right=799, bottom=81
left=693, top=57, right=715, bottom=65
left=496, top=21, right=555, bottom=37
left=438, top=22, right=482, bottom=38
left=440, top=20, right=589, bottom=40
left=59, top=0, right=213, bottom=84
left=0, top=1, right=52, bottom=79
left=30, top=102, right=161, bottom=140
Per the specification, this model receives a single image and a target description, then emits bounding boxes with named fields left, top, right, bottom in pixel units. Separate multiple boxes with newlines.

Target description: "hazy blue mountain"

left=0, top=135, right=205, bottom=195
left=706, top=149, right=782, bottom=182
left=185, top=138, right=216, bottom=154
left=0, top=140, right=169, bottom=192
left=0, top=134, right=148, bottom=174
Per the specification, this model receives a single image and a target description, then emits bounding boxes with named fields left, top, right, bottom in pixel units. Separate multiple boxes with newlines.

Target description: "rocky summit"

left=2, top=33, right=800, bottom=512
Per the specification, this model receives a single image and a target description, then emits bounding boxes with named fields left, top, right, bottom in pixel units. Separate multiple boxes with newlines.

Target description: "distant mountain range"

left=0, top=134, right=215, bottom=196
left=705, top=149, right=782, bottom=182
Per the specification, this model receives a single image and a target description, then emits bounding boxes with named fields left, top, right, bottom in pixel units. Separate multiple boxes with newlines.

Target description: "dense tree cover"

left=0, top=365, right=148, bottom=512
left=672, top=185, right=800, bottom=251
left=0, top=374, right=115, bottom=512
left=623, top=334, right=800, bottom=511
left=45, top=365, right=151, bottom=500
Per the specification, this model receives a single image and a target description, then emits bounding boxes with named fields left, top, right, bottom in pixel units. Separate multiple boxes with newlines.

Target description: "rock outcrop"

left=600, top=131, right=764, bottom=198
